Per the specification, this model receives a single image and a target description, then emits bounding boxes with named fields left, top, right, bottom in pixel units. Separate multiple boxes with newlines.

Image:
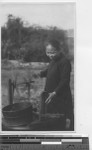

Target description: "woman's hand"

left=45, top=91, right=56, bottom=104
left=33, top=72, right=40, bottom=78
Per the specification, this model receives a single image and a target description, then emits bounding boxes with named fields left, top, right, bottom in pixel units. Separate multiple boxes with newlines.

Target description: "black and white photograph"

left=1, top=2, right=75, bottom=131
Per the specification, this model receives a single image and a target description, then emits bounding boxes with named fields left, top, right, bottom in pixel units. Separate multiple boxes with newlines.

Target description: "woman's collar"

left=52, top=52, right=63, bottom=61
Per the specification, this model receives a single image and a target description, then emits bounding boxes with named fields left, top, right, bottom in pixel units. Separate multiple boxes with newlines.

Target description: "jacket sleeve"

left=40, top=68, right=48, bottom=78
left=55, top=59, right=71, bottom=95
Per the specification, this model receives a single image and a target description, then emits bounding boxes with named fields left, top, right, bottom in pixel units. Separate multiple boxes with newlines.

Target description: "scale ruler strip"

left=0, top=135, right=89, bottom=150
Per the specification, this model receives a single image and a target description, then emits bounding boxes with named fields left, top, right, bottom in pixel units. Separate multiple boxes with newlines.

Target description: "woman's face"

left=46, top=44, right=57, bottom=59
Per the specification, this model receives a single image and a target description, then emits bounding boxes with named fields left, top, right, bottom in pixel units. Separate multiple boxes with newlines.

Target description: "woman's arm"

left=40, top=68, right=48, bottom=78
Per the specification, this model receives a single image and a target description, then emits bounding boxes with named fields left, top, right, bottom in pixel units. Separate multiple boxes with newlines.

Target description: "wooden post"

left=39, top=91, right=48, bottom=121
left=28, top=83, right=30, bottom=101
left=8, top=79, right=13, bottom=105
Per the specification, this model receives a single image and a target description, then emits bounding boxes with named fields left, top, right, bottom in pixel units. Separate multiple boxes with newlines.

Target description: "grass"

left=1, top=66, right=45, bottom=110
left=1, top=62, right=74, bottom=112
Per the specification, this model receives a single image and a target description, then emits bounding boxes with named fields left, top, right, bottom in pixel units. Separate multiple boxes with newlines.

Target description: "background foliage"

left=1, top=14, right=74, bottom=62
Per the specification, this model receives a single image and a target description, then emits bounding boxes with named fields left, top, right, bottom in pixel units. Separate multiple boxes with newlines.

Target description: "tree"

left=1, top=14, right=71, bottom=62
left=5, top=14, right=23, bottom=59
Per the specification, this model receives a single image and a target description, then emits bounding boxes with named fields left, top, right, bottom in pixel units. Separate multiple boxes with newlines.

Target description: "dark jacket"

left=40, top=52, right=73, bottom=119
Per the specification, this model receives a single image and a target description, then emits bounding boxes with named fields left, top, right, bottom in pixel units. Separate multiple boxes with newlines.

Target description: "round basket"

left=2, top=102, right=33, bottom=126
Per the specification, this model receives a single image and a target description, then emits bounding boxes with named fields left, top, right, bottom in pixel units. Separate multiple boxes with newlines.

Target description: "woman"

left=40, top=39, right=74, bottom=130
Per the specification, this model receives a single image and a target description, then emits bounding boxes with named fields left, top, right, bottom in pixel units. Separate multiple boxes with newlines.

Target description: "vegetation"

left=1, top=14, right=74, bottom=110
left=1, top=14, right=71, bottom=62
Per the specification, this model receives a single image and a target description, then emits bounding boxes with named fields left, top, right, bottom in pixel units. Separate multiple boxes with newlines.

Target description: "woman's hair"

left=45, top=39, right=61, bottom=51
